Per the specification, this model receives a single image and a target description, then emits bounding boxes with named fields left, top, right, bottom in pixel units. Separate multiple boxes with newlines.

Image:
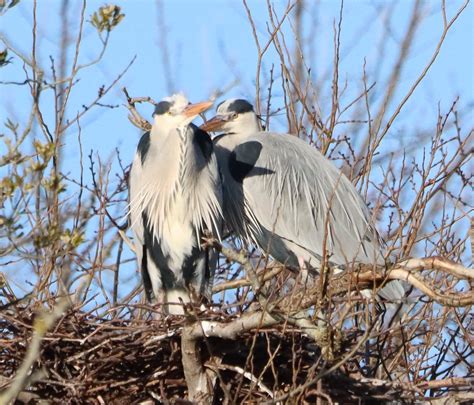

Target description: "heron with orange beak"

left=201, top=99, right=406, bottom=323
left=128, top=94, right=222, bottom=315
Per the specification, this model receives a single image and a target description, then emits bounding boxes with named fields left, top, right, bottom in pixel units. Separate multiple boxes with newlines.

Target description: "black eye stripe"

left=153, top=101, right=172, bottom=116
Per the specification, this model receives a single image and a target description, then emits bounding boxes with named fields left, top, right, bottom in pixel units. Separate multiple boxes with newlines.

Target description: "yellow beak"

left=182, top=101, right=213, bottom=118
left=200, top=116, right=227, bottom=132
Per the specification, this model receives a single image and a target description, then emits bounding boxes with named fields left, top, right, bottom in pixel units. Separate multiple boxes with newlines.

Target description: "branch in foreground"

left=210, top=246, right=473, bottom=309
left=122, top=87, right=154, bottom=131
left=2, top=304, right=471, bottom=402
left=0, top=299, right=69, bottom=403
left=356, top=256, right=474, bottom=307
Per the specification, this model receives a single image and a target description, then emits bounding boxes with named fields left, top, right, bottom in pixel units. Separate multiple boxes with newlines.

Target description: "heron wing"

left=129, top=132, right=149, bottom=247
left=230, top=132, right=382, bottom=268
left=129, top=131, right=155, bottom=300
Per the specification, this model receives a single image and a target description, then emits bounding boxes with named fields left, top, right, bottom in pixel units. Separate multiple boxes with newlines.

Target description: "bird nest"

left=3, top=301, right=472, bottom=404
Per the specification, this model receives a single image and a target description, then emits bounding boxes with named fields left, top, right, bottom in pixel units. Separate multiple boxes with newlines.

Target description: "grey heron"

left=129, top=94, right=222, bottom=315
left=201, top=98, right=404, bottom=312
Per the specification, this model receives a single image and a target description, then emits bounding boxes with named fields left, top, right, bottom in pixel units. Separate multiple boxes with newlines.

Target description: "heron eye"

left=231, top=112, right=238, bottom=119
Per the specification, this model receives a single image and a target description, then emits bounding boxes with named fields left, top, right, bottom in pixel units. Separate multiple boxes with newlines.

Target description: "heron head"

left=152, top=93, right=213, bottom=132
left=200, top=98, right=260, bottom=135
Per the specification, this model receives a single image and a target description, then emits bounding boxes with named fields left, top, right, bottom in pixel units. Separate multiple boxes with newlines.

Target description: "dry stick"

left=122, top=87, right=154, bottom=131
left=155, top=0, right=175, bottom=94
left=355, top=0, right=422, bottom=189
left=113, top=237, right=124, bottom=305
left=287, top=0, right=304, bottom=135
left=384, top=127, right=471, bottom=252
left=90, top=161, right=132, bottom=277
left=325, top=0, right=344, bottom=154
left=416, top=376, right=474, bottom=390
left=276, top=256, right=473, bottom=312
left=181, top=240, right=279, bottom=401
left=266, top=1, right=329, bottom=137
left=0, top=299, right=69, bottom=403
left=181, top=330, right=212, bottom=402
left=212, top=266, right=284, bottom=293
left=372, top=0, right=469, bottom=155
left=398, top=257, right=473, bottom=280
left=210, top=363, right=274, bottom=399
left=56, top=0, right=87, bottom=132
left=59, top=56, right=136, bottom=134
left=217, top=245, right=324, bottom=357
left=218, top=244, right=270, bottom=299
left=242, top=0, right=295, bottom=115
left=207, top=253, right=473, bottom=340
left=266, top=1, right=299, bottom=133
left=181, top=242, right=280, bottom=400
left=242, top=0, right=262, bottom=115
left=181, top=320, right=229, bottom=402
left=118, top=229, right=136, bottom=254
left=187, top=310, right=280, bottom=341
left=355, top=268, right=473, bottom=307
left=370, top=0, right=421, bottom=140
left=267, top=310, right=374, bottom=404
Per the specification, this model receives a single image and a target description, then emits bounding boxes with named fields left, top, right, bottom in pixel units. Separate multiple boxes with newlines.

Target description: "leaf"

left=89, top=4, right=125, bottom=33
left=0, top=49, right=12, bottom=67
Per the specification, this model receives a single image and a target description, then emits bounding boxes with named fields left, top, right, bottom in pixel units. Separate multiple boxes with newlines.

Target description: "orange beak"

left=200, top=116, right=227, bottom=132
left=182, top=101, right=213, bottom=118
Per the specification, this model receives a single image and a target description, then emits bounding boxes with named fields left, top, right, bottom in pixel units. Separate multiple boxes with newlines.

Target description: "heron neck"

left=147, top=124, right=196, bottom=191
left=150, top=125, right=165, bottom=142
left=214, top=119, right=261, bottom=150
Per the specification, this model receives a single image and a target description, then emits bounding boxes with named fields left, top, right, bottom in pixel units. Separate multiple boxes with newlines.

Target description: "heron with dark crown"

left=202, top=98, right=405, bottom=315
left=129, top=94, right=222, bottom=315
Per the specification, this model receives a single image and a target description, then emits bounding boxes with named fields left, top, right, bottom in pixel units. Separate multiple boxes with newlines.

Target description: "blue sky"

left=1, top=1, right=472, bottom=155
left=0, top=0, right=472, bottom=299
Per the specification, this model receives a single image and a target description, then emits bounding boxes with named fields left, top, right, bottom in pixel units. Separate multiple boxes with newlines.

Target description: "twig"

left=211, top=363, right=274, bottom=398
left=0, top=299, right=69, bottom=403
left=122, top=87, right=154, bottom=131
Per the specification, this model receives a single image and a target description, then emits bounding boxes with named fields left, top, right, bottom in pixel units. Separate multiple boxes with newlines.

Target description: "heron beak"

left=182, top=101, right=213, bottom=118
left=200, top=116, right=227, bottom=132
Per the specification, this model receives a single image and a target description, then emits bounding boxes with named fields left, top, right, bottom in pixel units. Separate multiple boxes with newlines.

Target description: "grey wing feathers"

left=128, top=142, right=153, bottom=299
left=241, top=132, right=383, bottom=267
left=128, top=148, right=144, bottom=250
left=132, top=127, right=222, bottom=299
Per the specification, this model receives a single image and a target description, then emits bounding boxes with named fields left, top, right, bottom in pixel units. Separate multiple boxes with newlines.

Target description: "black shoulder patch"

left=229, top=141, right=263, bottom=182
left=191, top=124, right=213, bottom=164
left=153, top=101, right=172, bottom=116
left=228, top=99, right=254, bottom=114
left=137, top=131, right=151, bottom=165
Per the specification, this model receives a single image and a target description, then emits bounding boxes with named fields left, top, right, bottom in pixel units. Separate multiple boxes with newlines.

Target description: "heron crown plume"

left=153, top=93, right=190, bottom=117
left=163, top=93, right=190, bottom=114
left=152, top=93, right=196, bottom=135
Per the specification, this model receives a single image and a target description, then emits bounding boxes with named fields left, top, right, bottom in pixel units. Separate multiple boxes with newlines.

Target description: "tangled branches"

left=0, top=0, right=472, bottom=403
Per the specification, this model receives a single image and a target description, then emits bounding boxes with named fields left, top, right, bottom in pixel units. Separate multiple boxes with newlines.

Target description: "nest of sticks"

left=2, top=301, right=471, bottom=404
